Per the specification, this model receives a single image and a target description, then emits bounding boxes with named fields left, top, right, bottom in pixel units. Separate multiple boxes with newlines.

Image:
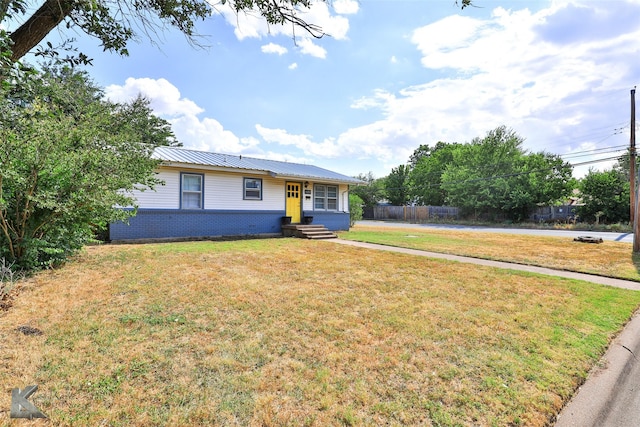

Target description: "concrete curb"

left=554, top=311, right=640, bottom=427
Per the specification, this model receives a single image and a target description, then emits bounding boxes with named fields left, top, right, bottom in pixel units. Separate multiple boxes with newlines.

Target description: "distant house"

left=109, top=146, right=363, bottom=242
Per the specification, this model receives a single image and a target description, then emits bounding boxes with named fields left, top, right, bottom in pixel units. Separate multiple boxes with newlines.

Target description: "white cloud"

left=306, top=3, right=350, bottom=40
left=256, top=124, right=343, bottom=158
left=252, top=151, right=313, bottom=164
left=105, top=77, right=260, bottom=154
left=288, top=63, right=298, bottom=70
left=105, top=77, right=203, bottom=117
left=261, top=42, right=288, bottom=55
left=411, top=14, right=489, bottom=72
left=170, top=115, right=261, bottom=154
left=350, top=89, right=395, bottom=111
left=297, top=38, right=327, bottom=59
left=333, top=0, right=359, bottom=15
left=344, top=1, right=639, bottom=174
left=215, top=1, right=351, bottom=57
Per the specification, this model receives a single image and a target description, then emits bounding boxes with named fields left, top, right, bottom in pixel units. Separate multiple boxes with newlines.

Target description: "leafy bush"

left=577, top=169, right=629, bottom=224
left=0, top=66, right=170, bottom=271
left=349, top=194, right=364, bottom=227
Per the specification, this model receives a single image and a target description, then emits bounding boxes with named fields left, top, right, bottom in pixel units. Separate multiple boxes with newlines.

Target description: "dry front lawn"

left=1, top=238, right=639, bottom=426
left=341, top=224, right=640, bottom=281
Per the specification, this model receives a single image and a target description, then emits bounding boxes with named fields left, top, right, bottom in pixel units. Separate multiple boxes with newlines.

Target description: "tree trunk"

left=9, top=0, right=74, bottom=62
left=0, top=0, right=12, bottom=24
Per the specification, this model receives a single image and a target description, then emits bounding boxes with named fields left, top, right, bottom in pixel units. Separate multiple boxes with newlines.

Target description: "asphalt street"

left=356, top=220, right=634, bottom=243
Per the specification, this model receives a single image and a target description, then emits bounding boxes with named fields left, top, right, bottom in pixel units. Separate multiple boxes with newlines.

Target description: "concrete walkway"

left=329, top=239, right=640, bottom=427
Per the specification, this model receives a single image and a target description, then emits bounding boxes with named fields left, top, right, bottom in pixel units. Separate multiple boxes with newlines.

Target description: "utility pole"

left=631, top=88, right=640, bottom=252
left=631, top=88, right=636, bottom=227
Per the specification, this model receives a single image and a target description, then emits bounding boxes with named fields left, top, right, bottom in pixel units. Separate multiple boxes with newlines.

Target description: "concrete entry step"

left=281, top=224, right=337, bottom=239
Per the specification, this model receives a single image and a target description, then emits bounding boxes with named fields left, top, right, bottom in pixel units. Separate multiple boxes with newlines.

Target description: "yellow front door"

left=286, top=182, right=302, bottom=223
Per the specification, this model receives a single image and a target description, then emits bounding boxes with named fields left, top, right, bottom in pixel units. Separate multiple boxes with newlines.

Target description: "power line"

left=569, top=155, right=625, bottom=168
left=535, top=121, right=630, bottom=152
left=560, top=147, right=627, bottom=160
left=559, top=144, right=627, bottom=156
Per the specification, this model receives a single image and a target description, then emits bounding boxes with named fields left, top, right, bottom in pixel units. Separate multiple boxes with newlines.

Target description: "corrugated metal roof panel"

left=153, top=146, right=363, bottom=184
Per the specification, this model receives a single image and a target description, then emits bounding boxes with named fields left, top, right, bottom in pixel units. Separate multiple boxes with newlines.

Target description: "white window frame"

left=243, top=177, right=263, bottom=200
left=314, top=184, right=338, bottom=211
left=180, top=173, right=204, bottom=209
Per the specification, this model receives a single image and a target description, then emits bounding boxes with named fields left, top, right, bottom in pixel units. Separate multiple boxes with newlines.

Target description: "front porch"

left=281, top=224, right=337, bottom=239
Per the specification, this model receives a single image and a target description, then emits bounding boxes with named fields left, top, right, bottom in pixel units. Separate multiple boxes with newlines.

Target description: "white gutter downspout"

left=342, top=189, right=349, bottom=213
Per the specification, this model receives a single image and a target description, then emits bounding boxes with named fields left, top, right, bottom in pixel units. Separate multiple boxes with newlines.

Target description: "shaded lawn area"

left=1, top=238, right=640, bottom=426
left=340, top=224, right=640, bottom=282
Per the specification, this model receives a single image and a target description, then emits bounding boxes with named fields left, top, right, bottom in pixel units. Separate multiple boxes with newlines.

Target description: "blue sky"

left=25, top=0, right=640, bottom=178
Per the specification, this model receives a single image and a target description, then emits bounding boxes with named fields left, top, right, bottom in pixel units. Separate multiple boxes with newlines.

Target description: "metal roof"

left=153, top=146, right=364, bottom=184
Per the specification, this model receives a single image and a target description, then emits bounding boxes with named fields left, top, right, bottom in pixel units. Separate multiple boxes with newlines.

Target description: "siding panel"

left=204, top=173, right=283, bottom=210
left=204, top=172, right=284, bottom=211
left=130, top=170, right=179, bottom=209
left=133, top=168, right=286, bottom=211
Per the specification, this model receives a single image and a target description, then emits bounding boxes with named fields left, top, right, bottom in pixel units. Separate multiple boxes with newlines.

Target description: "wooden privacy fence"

left=365, top=205, right=459, bottom=222
left=530, top=205, right=578, bottom=222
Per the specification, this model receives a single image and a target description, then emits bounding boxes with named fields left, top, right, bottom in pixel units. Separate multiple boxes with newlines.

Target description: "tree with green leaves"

left=350, top=172, right=385, bottom=208
left=577, top=169, right=629, bottom=224
left=441, top=126, right=573, bottom=221
left=442, top=127, right=523, bottom=219
left=498, top=152, right=574, bottom=221
left=409, top=144, right=432, bottom=168
left=0, top=66, right=171, bottom=270
left=409, top=141, right=461, bottom=206
left=2, top=0, right=319, bottom=63
left=385, top=164, right=411, bottom=206
left=112, top=95, right=181, bottom=147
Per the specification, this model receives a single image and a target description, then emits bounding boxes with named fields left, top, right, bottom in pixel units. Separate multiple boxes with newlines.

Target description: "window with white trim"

left=244, top=178, right=262, bottom=200
left=181, top=173, right=203, bottom=209
left=314, top=184, right=338, bottom=211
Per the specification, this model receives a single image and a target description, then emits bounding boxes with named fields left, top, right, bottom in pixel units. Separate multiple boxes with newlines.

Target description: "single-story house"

left=109, top=146, right=363, bottom=242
